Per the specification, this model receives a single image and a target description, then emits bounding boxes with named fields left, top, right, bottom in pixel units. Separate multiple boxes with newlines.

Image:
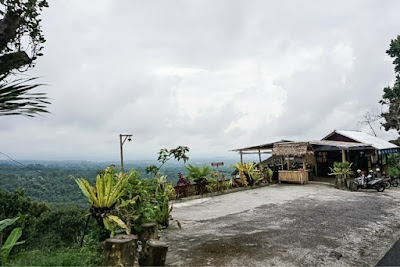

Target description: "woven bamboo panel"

left=278, top=171, right=308, bottom=184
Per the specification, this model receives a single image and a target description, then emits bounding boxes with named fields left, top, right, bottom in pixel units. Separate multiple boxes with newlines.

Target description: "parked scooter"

left=390, top=176, right=400, bottom=187
left=381, top=172, right=399, bottom=187
left=377, top=169, right=392, bottom=189
left=354, top=169, right=385, bottom=192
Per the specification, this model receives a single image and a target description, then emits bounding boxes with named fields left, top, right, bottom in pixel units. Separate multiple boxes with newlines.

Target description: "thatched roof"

left=272, top=142, right=313, bottom=156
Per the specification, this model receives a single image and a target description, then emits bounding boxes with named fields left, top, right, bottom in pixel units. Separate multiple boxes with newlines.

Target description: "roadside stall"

left=272, top=142, right=314, bottom=184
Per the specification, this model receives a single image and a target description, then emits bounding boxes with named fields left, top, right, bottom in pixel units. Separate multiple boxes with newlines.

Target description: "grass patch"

left=6, top=246, right=99, bottom=266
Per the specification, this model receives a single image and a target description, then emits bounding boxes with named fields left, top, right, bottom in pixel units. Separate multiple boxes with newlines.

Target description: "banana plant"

left=73, top=165, right=133, bottom=236
left=0, top=217, right=24, bottom=265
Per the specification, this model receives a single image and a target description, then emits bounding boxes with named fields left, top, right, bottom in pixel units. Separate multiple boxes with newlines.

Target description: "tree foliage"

left=0, top=0, right=48, bottom=76
left=380, top=35, right=400, bottom=133
left=0, top=0, right=49, bottom=117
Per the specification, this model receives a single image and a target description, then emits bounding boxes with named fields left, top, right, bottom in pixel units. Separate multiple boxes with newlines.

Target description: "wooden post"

left=139, top=223, right=159, bottom=265
left=240, top=152, right=243, bottom=164
left=139, top=222, right=158, bottom=244
left=258, top=150, right=262, bottom=164
left=341, top=149, right=346, bottom=163
left=140, top=239, right=169, bottom=266
left=313, top=154, right=318, bottom=176
left=103, top=234, right=138, bottom=266
left=120, top=134, right=125, bottom=174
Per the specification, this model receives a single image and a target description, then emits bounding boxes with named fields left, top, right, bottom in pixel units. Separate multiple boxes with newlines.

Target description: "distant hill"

left=0, top=158, right=239, bottom=206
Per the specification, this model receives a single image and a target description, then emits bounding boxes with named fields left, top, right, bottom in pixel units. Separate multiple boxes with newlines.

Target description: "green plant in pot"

left=232, top=162, right=259, bottom=186
left=185, top=164, right=211, bottom=195
left=73, top=165, right=131, bottom=238
left=329, top=161, right=354, bottom=190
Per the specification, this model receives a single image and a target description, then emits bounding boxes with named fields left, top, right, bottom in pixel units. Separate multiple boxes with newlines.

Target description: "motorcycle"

left=382, top=172, right=399, bottom=187
left=390, top=176, right=399, bottom=187
left=353, top=169, right=385, bottom=192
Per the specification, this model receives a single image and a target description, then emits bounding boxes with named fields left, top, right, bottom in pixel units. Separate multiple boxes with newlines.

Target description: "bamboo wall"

left=278, top=170, right=309, bottom=184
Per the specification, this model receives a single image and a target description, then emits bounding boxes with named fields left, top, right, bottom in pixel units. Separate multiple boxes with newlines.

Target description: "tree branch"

left=0, top=51, right=32, bottom=76
left=0, top=9, right=22, bottom=52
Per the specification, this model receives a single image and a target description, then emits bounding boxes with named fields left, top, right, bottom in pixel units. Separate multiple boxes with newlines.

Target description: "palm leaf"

left=0, top=78, right=50, bottom=117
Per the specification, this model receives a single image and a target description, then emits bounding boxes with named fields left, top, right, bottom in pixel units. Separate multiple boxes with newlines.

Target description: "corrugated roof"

left=310, top=140, right=373, bottom=150
left=333, top=130, right=398, bottom=150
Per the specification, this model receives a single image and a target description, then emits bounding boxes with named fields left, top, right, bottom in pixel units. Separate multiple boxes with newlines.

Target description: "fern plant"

left=185, top=164, right=211, bottom=194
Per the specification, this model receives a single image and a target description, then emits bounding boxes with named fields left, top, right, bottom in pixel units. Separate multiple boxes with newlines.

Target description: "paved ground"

left=163, top=183, right=400, bottom=266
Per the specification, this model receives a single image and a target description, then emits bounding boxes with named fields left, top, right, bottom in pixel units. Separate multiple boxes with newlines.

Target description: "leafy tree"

left=0, top=188, right=49, bottom=250
left=0, top=0, right=50, bottom=117
left=380, top=35, right=400, bottom=133
left=145, top=146, right=189, bottom=175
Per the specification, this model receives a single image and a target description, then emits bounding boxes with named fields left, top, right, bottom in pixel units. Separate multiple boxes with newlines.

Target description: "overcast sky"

left=1, top=0, right=400, bottom=161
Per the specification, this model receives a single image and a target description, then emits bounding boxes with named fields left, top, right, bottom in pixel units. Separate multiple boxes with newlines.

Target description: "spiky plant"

left=73, top=165, right=131, bottom=236
left=232, top=162, right=259, bottom=186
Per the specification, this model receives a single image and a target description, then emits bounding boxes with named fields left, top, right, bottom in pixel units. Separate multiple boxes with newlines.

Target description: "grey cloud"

left=2, top=0, right=400, bottom=160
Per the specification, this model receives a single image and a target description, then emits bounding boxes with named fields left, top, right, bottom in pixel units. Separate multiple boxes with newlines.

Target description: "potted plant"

left=185, top=164, right=211, bottom=195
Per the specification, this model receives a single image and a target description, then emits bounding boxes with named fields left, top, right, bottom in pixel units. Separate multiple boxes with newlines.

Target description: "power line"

left=0, top=151, right=45, bottom=175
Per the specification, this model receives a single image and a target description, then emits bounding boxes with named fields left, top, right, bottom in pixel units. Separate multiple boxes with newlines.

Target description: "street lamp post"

left=119, top=134, right=132, bottom=174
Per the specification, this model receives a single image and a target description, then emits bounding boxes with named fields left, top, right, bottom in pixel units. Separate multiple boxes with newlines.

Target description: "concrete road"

left=164, top=183, right=400, bottom=266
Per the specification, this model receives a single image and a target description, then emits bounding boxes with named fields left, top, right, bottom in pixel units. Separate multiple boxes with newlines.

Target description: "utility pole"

left=119, top=134, right=132, bottom=173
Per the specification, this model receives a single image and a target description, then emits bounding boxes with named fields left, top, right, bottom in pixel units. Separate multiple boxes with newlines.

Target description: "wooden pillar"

left=341, top=149, right=346, bottom=163
left=258, top=150, right=262, bottom=164
left=139, top=223, right=159, bottom=266
left=139, top=223, right=158, bottom=244
left=281, top=156, right=284, bottom=170
left=313, top=154, right=318, bottom=176
left=240, top=152, right=243, bottom=164
left=286, top=156, right=290, bottom=170
left=385, top=154, right=389, bottom=174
